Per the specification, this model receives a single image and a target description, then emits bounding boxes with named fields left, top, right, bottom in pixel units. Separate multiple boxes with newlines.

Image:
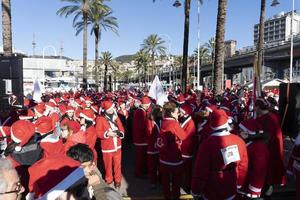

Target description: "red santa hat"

left=210, top=109, right=229, bottom=130
left=239, top=119, right=262, bottom=135
left=19, top=109, right=35, bottom=120
left=65, top=106, right=75, bottom=113
left=205, top=104, right=217, bottom=113
left=84, top=97, right=93, bottom=104
left=101, top=100, right=115, bottom=112
left=74, top=98, right=82, bottom=107
left=79, top=109, right=95, bottom=121
left=11, top=120, right=35, bottom=151
left=180, top=104, right=193, bottom=116
left=35, top=116, right=55, bottom=134
left=34, top=104, right=46, bottom=116
left=141, top=96, right=151, bottom=105
left=46, top=102, right=56, bottom=110
left=117, top=99, right=126, bottom=106
left=60, top=95, right=69, bottom=102
left=29, top=155, right=85, bottom=200
left=176, top=94, right=185, bottom=104
left=49, top=98, right=57, bottom=106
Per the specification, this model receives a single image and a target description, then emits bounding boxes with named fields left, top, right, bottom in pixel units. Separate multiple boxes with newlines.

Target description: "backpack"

left=11, top=133, right=44, bottom=166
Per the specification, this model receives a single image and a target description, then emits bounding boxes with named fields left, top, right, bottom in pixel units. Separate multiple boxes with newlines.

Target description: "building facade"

left=254, top=11, right=300, bottom=44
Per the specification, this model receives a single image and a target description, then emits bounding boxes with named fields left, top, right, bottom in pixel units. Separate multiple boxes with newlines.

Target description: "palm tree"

left=205, top=37, right=215, bottom=63
left=2, top=0, right=12, bottom=56
left=57, top=0, right=95, bottom=89
left=110, top=60, right=120, bottom=91
left=193, top=45, right=209, bottom=84
left=74, top=3, right=118, bottom=91
left=134, top=50, right=149, bottom=86
left=213, top=0, right=228, bottom=95
left=141, top=34, right=166, bottom=81
left=99, top=51, right=113, bottom=91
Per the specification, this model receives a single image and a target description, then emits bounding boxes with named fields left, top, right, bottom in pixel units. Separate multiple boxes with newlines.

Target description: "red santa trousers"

left=160, top=163, right=183, bottom=200
left=102, top=150, right=122, bottom=184
left=147, top=154, right=159, bottom=185
left=134, top=145, right=148, bottom=177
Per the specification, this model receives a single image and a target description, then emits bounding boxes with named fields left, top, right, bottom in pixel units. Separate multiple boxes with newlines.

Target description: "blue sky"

left=3, top=0, right=299, bottom=59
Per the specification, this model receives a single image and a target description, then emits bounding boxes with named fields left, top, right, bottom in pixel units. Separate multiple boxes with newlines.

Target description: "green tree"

left=213, top=0, right=228, bottom=95
left=134, top=50, right=149, bottom=86
left=99, top=51, right=113, bottom=91
left=193, top=45, right=209, bottom=84
left=141, top=34, right=166, bottom=81
left=74, top=2, right=118, bottom=91
left=2, top=0, right=12, bottom=56
left=57, top=0, right=96, bottom=89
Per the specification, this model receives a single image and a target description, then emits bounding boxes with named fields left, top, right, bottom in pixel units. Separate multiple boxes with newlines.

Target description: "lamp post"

left=197, top=0, right=202, bottom=90
left=42, top=45, right=57, bottom=85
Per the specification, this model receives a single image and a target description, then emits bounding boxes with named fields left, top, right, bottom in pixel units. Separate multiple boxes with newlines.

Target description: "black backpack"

left=10, top=133, right=44, bottom=166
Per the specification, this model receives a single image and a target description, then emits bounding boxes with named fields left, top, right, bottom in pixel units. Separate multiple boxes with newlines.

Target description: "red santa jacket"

left=82, top=125, right=98, bottom=163
left=198, top=119, right=213, bottom=144
left=132, top=108, right=149, bottom=146
left=180, top=116, right=196, bottom=158
left=192, top=130, right=248, bottom=200
left=146, top=120, right=160, bottom=155
left=239, top=141, right=269, bottom=197
left=49, top=112, right=60, bottom=128
left=157, top=118, right=188, bottom=166
left=256, top=112, right=286, bottom=185
left=95, top=114, right=124, bottom=153
left=40, top=133, right=64, bottom=158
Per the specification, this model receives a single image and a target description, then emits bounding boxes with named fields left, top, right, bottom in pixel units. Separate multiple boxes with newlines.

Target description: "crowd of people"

left=0, top=85, right=296, bottom=200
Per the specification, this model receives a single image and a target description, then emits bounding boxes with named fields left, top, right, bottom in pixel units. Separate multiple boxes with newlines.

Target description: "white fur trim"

left=239, top=124, right=256, bottom=135
left=91, top=106, right=98, bottom=113
left=34, top=108, right=43, bottom=116
left=211, top=130, right=231, bottom=137
left=10, top=129, right=21, bottom=143
left=19, top=116, right=33, bottom=120
left=211, top=122, right=229, bottom=131
left=41, top=134, right=60, bottom=143
left=248, top=184, right=262, bottom=193
left=0, top=126, right=6, bottom=137
left=147, top=151, right=159, bottom=155
left=134, top=143, right=148, bottom=146
left=79, top=112, right=94, bottom=121
left=15, top=146, right=22, bottom=152
left=39, top=167, right=85, bottom=200
left=181, top=116, right=192, bottom=128
left=182, top=154, right=193, bottom=158
left=160, top=159, right=183, bottom=166
left=205, top=107, right=213, bottom=113
left=105, top=104, right=114, bottom=112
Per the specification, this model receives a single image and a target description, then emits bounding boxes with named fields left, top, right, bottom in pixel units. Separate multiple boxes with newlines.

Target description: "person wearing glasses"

left=0, top=158, right=24, bottom=200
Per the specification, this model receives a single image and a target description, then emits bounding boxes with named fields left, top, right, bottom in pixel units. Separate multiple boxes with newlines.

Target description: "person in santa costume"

left=157, top=102, right=188, bottom=200
left=79, top=109, right=98, bottom=164
left=146, top=105, right=162, bottom=187
left=191, top=109, right=248, bottom=200
left=179, top=103, right=196, bottom=193
left=60, top=106, right=75, bottom=126
left=35, top=116, right=64, bottom=158
left=95, top=100, right=125, bottom=189
left=4, top=120, right=40, bottom=198
left=255, top=97, right=286, bottom=194
left=27, top=155, right=89, bottom=200
left=132, top=96, right=152, bottom=178
left=60, top=120, right=86, bottom=152
left=237, top=119, right=270, bottom=199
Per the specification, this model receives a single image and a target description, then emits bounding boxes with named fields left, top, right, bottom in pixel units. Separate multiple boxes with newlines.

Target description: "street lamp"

left=173, top=0, right=181, bottom=8
left=271, top=0, right=294, bottom=82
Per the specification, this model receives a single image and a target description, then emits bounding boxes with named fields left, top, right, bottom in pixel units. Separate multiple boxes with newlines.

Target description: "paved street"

left=101, top=137, right=298, bottom=199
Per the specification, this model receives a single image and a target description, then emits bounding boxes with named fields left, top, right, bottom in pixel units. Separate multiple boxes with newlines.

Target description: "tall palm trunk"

left=94, top=26, right=100, bottom=91
left=109, top=74, right=112, bottom=91
left=82, top=1, right=89, bottom=90
left=2, top=0, right=12, bottom=56
left=255, top=0, right=265, bottom=97
left=213, top=0, right=227, bottom=96
left=182, top=0, right=191, bottom=93
left=104, top=64, right=108, bottom=91
left=151, top=53, right=155, bottom=82
left=114, top=74, right=116, bottom=91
